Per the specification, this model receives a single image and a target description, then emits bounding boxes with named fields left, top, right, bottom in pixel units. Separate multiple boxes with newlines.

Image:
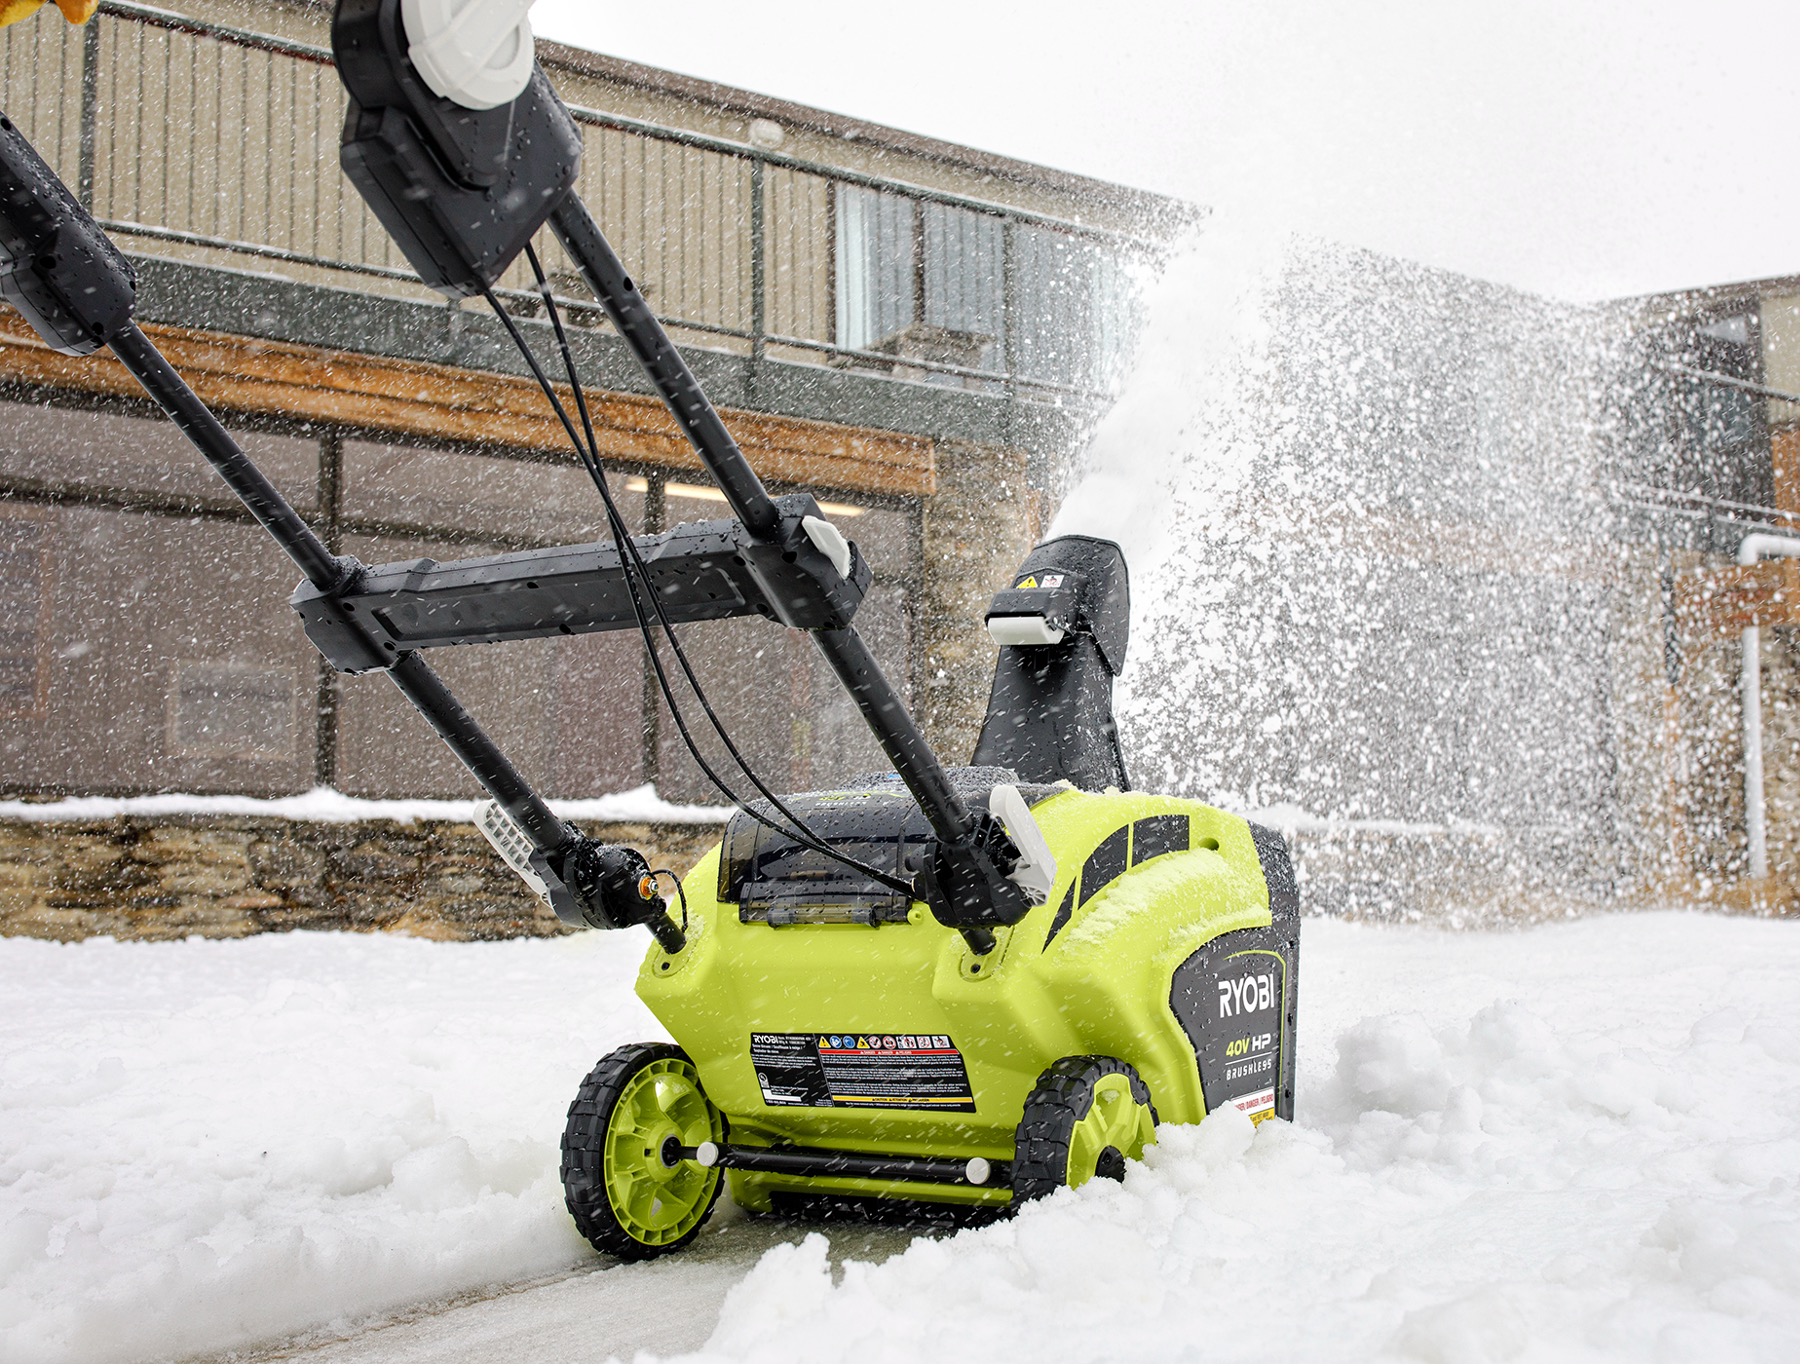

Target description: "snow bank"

left=0, top=931, right=663, bottom=1361
left=0, top=784, right=731, bottom=826
left=700, top=913, right=1798, bottom=1363
left=1, top=913, right=1794, bottom=1362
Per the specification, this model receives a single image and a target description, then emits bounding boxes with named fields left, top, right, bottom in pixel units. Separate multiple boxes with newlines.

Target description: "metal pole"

left=313, top=431, right=343, bottom=789
left=109, top=323, right=343, bottom=587
left=76, top=16, right=99, bottom=210
left=1735, top=532, right=1801, bottom=881
left=385, top=652, right=567, bottom=850
left=812, top=627, right=970, bottom=837
left=107, top=322, right=571, bottom=854
left=1741, top=621, right=1766, bottom=879
left=548, top=195, right=780, bottom=540
left=748, top=157, right=766, bottom=368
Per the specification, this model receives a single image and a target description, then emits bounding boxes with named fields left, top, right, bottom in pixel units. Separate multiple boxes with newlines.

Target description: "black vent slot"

left=1132, top=815, right=1189, bottom=865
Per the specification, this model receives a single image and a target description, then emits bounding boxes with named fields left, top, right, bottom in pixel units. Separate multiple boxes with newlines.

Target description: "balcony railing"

left=0, top=2, right=1161, bottom=401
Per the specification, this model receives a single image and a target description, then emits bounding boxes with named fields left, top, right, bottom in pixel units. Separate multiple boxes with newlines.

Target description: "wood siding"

left=0, top=314, right=936, bottom=497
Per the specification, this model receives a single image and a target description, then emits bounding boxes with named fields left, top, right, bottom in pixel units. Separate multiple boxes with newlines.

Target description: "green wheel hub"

left=562, top=1043, right=726, bottom=1259
left=604, top=1058, right=721, bottom=1245
left=1063, top=1070, right=1155, bottom=1187
left=1011, top=1055, right=1158, bottom=1205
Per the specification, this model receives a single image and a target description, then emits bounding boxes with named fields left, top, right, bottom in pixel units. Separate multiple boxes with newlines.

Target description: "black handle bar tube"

left=548, top=195, right=781, bottom=541
left=548, top=194, right=976, bottom=843
left=385, top=652, right=568, bottom=849
left=110, top=324, right=345, bottom=590
left=108, top=323, right=571, bottom=855
left=813, top=628, right=971, bottom=836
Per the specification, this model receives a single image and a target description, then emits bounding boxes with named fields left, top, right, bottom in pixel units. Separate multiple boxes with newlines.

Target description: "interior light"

left=624, top=477, right=865, bottom=517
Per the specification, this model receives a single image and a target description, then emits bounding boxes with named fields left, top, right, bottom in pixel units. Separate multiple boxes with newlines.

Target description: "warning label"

left=750, top=1032, right=975, bottom=1111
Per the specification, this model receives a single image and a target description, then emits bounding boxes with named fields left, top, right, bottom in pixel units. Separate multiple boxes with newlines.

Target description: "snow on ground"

left=0, top=930, right=660, bottom=1362
left=0, top=912, right=1796, bottom=1363
left=702, top=913, right=1800, bottom=1363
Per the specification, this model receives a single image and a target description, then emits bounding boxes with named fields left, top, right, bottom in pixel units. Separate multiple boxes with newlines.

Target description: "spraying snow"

left=1048, top=215, right=1286, bottom=568
left=1052, top=222, right=1641, bottom=919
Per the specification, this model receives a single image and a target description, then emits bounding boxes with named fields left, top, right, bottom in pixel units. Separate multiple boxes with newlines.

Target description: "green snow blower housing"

left=627, top=769, right=1301, bottom=1227
left=563, top=539, right=1301, bottom=1257
left=0, top=0, right=1301, bottom=1268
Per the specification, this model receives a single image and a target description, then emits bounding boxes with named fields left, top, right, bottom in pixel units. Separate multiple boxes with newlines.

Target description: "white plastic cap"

left=801, top=515, right=852, bottom=579
left=990, top=783, right=1057, bottom=903
left=402, top=0, right=535, bottom=111
left=987, top=615, right=1066, bottom=647
left=964, top=1156, right=992, bottom=1185
left=694, top=1141, right=720, bottom=1168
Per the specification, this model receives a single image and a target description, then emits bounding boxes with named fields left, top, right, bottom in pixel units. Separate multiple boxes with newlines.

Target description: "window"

left=1013, top=224, right=1137, bottom=393
left=835, top=186, right=919, bottom=353
left=0, top=516, right=48, bottom=716
left=835, top=186, right=1137, bottom=392
left=1621, top=297, right=1775, bottom=516
left=835, top=187, right=1004, bottom=381
left=169, top=663, right=298, bottom=761
left=921, top=201, right=1005, bottom=373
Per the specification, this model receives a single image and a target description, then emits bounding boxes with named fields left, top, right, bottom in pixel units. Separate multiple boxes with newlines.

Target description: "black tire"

left=1012, top=1055, right=1157, bottom=1205
left=560, top=1042, right=726, bottom=1260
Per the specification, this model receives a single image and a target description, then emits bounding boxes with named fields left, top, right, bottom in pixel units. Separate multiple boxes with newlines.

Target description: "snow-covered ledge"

left=0, top=787, right=729, bottom=943
left=0, top=784, right=731, bottom=826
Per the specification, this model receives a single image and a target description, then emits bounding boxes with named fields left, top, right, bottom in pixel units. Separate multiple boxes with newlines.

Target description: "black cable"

left=510, top=248, right=878, bottom=867
left=526, top=276, right=911, bottom=895
left=651, top=868, right=689, bottom=934
left=482, top=259, right=913, bottom=896
left=521, top=244, right=836, bottom=842
left=488, top=265, right=799, bottom=846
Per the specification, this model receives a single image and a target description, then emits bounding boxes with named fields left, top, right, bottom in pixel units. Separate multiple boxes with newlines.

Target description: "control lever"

left=476, top=802, right=683, bottom=950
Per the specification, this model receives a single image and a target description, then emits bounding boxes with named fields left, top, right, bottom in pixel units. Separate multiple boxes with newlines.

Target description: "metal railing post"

left=748, top=156, right=766, bottom=368
left=312, top=431, right=343, bottom=790
left=76, top=15, right=99, bottom=209
left=1001, top=217, right=1024, bottom=448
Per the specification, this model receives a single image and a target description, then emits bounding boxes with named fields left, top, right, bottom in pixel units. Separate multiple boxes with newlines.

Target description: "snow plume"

left=1053, top=222, right=1626, bottom=918
left=1048, top=213, right=1286, bottom=567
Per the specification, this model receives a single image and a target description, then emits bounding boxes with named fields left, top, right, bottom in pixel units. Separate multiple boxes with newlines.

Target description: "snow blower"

left=0, top=0, right=1299, bottom=1260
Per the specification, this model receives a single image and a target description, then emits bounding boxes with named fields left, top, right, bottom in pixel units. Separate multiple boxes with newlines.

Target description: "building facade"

left=1602, top=278, right=1800, bottom=907
left=0, top=3, right=1790, bottom=941
left=0, top=0, right=1181, bottom=809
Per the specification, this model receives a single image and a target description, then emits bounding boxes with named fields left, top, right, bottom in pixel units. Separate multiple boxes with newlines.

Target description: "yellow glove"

left=0, top=0, right=98, bottom=29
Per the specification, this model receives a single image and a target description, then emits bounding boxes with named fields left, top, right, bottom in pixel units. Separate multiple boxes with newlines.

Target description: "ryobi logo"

left=1218, top=970, right=1277, bottom=1019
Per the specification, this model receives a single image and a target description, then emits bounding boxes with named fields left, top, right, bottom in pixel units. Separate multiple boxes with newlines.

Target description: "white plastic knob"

left=801, top=515, right=852, bottom=579
left=694, top=1141, right=720, bottom=1168
left=964, top=1156, right=992, bottom=1185
left=401, top=0, right=535, bottom=111
left=990, top=784, right=1057, bottom=903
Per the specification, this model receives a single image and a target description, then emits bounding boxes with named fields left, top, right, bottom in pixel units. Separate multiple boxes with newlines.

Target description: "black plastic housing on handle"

left=332, top=0, right=582, bottom=298
left=292, top=497, right=872, bottom=671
